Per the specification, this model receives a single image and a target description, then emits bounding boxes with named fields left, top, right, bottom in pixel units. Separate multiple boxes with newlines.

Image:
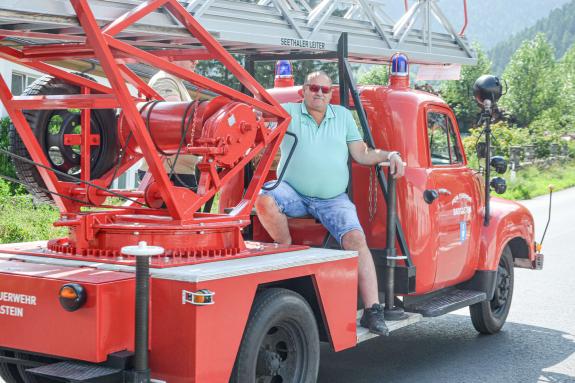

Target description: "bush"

left=0, top=117, right=25, bottom=194
left=0, top=179, right=64, bottom=243
left=462, top=117, right=569, bottom=166
left=462, top=121, right=530, bottom=164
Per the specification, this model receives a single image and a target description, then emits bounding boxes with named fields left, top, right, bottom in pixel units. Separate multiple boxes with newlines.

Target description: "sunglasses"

left=305, top=84, right=332, bottom=94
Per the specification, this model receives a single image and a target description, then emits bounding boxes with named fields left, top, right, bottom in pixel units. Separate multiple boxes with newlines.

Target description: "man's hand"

left=385, top=152, right=404, bottom=178
left=348, top=141, right=405, bottom=178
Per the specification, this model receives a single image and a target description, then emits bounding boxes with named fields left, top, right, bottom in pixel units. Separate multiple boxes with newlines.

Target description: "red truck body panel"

left=0, top=259, right=135, bottom=362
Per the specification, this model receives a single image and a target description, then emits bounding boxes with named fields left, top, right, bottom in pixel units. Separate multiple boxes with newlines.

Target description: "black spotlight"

left=490, top=177, right=507, bottom=194
left=473, top=75, right=503, bottom=106
left=476, top=142, right=487, bottom=159
left=490, top=156, right=508, bottom=174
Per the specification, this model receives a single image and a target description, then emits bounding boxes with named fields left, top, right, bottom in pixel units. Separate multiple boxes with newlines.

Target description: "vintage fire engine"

left=0, top=0, right=542, bottom=382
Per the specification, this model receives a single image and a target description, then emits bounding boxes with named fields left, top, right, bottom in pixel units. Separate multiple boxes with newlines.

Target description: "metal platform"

left=356, top=310, right=422, bottom=342
left=0, top=0, right=475, bottom=68
left=27, top=362, right=123, bottom=383
left=404, top=289, right=486, bottom=317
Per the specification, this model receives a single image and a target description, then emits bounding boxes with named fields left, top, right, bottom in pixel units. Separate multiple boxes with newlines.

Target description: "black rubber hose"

left=261, top=131, right=298, bottom=191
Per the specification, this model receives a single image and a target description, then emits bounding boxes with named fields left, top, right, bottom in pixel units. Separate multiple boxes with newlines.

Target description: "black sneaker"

left=360, top=304, right=389, bottom=335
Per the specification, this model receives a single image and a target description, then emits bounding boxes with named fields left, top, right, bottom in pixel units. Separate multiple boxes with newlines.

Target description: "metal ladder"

left=0, top=0, right=475, bottom=69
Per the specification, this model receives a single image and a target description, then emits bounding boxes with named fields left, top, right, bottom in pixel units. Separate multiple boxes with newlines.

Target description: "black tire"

left=470, top=246, right=514, bottom=334
left=230, top=288, right=320, bottom=383
left=0, top=350, right=25, bottom=383
left=9, top=74, right=118, bottom=204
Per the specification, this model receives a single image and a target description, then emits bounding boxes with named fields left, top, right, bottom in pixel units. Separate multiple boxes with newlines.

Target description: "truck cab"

left=250, top=70, right=537, bottom=301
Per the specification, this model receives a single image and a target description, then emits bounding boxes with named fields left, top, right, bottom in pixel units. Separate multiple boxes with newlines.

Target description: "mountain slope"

left=489, top=0, right=575, bottom=74
left=382, top=0, right=572, bottom=49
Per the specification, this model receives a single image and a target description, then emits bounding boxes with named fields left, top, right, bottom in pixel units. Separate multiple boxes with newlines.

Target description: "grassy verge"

left=0, top=195, right=65, bottom=243
left=500, top=160, right=575, bottom=200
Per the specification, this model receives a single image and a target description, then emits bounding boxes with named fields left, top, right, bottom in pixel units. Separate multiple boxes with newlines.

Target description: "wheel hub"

left=256, top=325, right=301, bottom=382
left=259, top=350, right=282, bottom=375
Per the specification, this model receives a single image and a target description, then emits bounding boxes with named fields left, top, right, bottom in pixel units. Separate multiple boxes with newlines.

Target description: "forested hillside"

left=489, top=0, right=575, bottom=74
left=383, top=0, right=571, bottom=49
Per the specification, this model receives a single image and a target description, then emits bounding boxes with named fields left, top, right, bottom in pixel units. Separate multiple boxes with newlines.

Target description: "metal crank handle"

left=378, top=161, right=407, bottom=167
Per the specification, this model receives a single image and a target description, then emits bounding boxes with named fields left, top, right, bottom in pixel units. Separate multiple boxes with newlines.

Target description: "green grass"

left=500, top=160, right=575, bottom=200
left=0, top=194, right=65, bottom=243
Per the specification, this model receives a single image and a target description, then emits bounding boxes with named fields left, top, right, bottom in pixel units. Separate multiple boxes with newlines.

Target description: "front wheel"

left=230, top=288, right=320, bottom=383
left=470, top=246, right=514, bottom=334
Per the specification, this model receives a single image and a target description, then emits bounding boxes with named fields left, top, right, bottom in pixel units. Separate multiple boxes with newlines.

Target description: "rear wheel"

left=9, top=74, right=118, bottom=204
left=230, top=288, right=320, bottom=383
left=470, top=246, right=514, bottom=334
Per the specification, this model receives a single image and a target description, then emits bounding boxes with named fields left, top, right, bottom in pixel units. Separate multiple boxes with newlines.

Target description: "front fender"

left=478, top=198, right=535, bottom=270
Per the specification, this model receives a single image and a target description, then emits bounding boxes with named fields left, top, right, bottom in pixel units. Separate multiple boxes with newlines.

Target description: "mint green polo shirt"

left=278, top=103, right=363, bottom=199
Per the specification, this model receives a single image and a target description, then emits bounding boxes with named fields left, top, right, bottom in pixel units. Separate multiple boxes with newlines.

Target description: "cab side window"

left=427, top=111, right=463, bottom=166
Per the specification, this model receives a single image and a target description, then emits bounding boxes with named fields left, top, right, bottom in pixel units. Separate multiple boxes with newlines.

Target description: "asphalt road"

left=318, top=188, right=575, bottom=383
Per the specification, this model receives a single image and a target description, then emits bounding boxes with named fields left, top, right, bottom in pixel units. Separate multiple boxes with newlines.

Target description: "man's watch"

left=387, top=151, right=401, bottom=161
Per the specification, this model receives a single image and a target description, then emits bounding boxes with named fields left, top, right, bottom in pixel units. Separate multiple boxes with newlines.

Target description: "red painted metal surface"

left=0, top=241, right=307, bottom=268
left=0, top=0, right=290, bottom=260
left=0, top=260, right=135, bottom=362
left=0, top=1, right=537, bottom=381
left=148, top=257, right=357, bottom=383
left=0, top=245, right=357, bottom=381
left=478, top=197, right=535, bottom=270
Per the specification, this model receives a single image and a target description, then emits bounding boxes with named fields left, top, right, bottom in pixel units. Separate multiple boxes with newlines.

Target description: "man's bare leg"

left=255, top=195, right=291, bottom=244
left=342, top=230, right=388, bottom=335
left=341, top=230, right=379, bottom=307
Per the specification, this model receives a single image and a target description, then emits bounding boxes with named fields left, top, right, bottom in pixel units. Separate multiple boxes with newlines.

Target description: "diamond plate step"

left=405, top=289, right=487, bottom=317
left=27, top=361, right=123, bottom=383
left=356, top=310, right=422, bottom=343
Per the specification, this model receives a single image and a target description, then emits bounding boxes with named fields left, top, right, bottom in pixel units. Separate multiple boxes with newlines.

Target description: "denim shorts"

left=259, top=181, right=364, bottom=244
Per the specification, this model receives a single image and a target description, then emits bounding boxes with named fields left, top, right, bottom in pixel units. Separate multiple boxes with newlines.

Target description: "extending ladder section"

left=0, top=0, right=475, bottom=68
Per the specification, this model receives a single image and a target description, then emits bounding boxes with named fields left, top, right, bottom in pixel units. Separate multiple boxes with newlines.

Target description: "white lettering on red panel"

left=0, top=291, right=37, bottom=318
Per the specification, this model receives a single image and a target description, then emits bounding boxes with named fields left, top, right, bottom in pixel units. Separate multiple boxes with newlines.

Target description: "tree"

left=440, top=43, right=492, bottom=132
left=357, top=64, right=389, bottom=85
left=558, top=43, right=575, bottom=120
left=499, top=33, right=560, bottom=127
left=195, top=57, right=339, bottom=91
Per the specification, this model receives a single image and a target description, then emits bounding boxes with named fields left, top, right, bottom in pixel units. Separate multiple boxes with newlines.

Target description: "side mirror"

left=490, top=156, right=508, bottom=174
left=476, top=142, right=486, bottom=159
left=490, top=177, right=507, bottom=194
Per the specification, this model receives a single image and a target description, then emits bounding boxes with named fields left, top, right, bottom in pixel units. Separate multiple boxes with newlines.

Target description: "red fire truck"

left=0, top=1, right=542, bottom=382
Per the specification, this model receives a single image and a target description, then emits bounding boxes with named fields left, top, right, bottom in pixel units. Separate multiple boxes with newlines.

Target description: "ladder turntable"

left=0, top=0, right=476, bottom=73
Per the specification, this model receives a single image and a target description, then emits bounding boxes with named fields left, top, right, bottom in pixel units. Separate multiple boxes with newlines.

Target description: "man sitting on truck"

left=255, top=71, right=405, bottom=335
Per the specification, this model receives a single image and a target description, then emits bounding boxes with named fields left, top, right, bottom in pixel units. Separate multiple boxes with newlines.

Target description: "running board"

left=356, top=310, right=422, bottom=343
left=27, top=361, right=123, bottom=383
left=404, top=289, right=486, bottom=317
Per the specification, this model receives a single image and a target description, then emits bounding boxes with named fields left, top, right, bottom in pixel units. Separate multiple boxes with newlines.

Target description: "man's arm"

left=348, top=140, right=405, bottom=178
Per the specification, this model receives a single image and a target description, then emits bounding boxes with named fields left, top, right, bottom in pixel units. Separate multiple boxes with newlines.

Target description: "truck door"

left=425, top=108, right=481, bottom=288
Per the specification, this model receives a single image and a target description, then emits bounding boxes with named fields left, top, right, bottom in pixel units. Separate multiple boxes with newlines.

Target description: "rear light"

left=182, top=289, right=215, bottom=305
left=59, top=283, right=87, bottom=312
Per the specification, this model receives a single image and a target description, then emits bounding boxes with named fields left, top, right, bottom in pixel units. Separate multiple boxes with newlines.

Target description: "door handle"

left=424, top=189, right=439, bottom=204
